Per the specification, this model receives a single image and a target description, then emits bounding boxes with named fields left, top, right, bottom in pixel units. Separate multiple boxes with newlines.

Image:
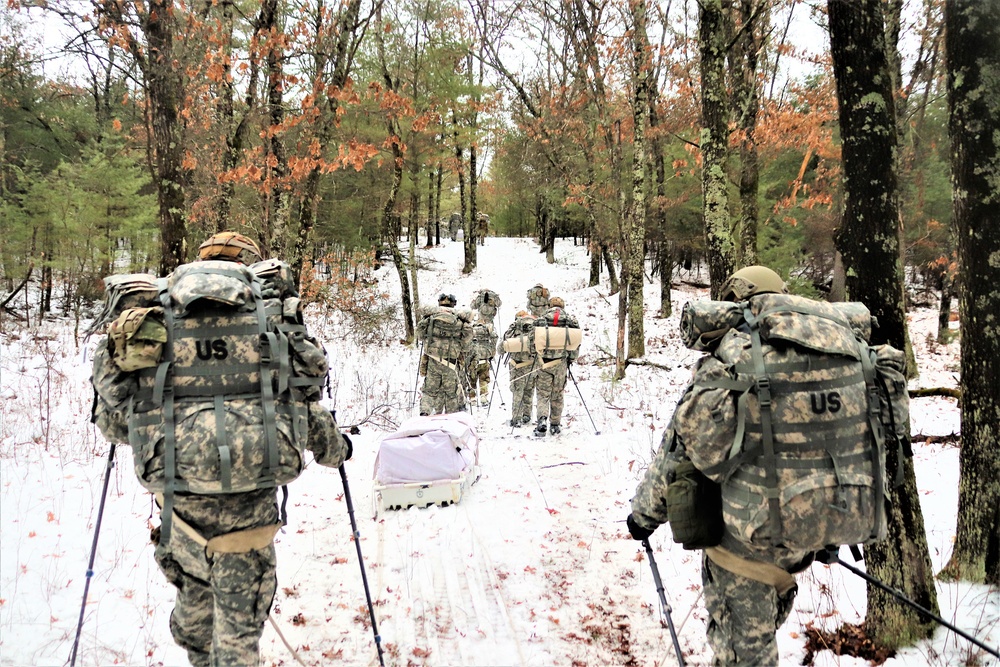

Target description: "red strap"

left=552, top=309, right=560, bottom=326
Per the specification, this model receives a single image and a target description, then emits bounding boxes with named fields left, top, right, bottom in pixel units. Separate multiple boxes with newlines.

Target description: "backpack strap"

left=857, top=340, right=887, bottom=542
left=252, top=278, right=281, bottom=491
left=743, top=306, right=784, bottom=547
left=155, top=287, right=181, bottom=545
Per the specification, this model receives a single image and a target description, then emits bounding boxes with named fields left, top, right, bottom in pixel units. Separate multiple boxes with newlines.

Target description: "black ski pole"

left=339, top=465, right=386, bottom=667
left=486, top=356, right=506, bottom=416
left=70, top=443, right=117, bottom=667
left=643, top=539, right=685, bottom=666
left=567, top=366, right=600, bottom=435
left=817, top=549, right=999, bottom=659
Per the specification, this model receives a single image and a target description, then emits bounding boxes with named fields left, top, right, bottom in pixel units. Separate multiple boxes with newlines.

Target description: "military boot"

left=549, top=423, right=561, bottom=435
left=533, top=417, right=548, bottom=437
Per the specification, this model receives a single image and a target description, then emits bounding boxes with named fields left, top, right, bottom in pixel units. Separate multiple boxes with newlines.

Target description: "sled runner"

left=373, top=412, right=481, bottom=515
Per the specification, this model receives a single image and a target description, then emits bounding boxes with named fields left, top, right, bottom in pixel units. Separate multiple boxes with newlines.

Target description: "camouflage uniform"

left=448, top=213, right=462, bottom=242
left=466, top=316, right=498, bottom=402
left=476, top=213, right=490, bottom=246
left=533, top=305, right=579, bottom=432
left=501, top=313, right=539, bottom=426
left=631, top=431, right=811, bottom=666
left=417, top=305, right=472, bottom=414
left=90, top=238, right=350, bottom=667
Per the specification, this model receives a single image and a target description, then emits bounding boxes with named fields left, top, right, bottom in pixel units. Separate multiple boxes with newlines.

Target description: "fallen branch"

left=910, top=387, right=960, bottom=399
left=594, top=344, right=679, bottom=372
left=911, top=433, right=960, bottom=445
left=540, top=461, right=586, bottom=469
left=0, top=260, right=34, bottom=310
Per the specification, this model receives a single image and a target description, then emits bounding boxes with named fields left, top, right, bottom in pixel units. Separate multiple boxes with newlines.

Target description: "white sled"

left=373, top=412, right=481, bottom=515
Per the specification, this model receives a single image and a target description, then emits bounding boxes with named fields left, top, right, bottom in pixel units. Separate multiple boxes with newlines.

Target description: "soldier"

left=476, top=212, right=490, bottom=246
left=526, top=283, right=550, bottom=317
left=500, top=310, right=539, bottom=428
left=417, top=293, right=473, bottom=415
left=466, top=312, right=498, bottom=404
left=532, top=296, right=580, bottom=436
left=448, top=212, right=462, bottom=242
left=625, top=265, right=909, bottom=666
left=90, top=232, right=351, bottom=667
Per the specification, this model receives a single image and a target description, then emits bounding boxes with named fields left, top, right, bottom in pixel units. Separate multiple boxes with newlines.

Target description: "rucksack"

left=533, top=307, right=582, bottom=358
left=501, top=316, right=538, bottom=359
left=527, top=284, right=549, bottom=314
left=84, top=272, right=161, bottom=339
left=471, top=289, right=502, bottom=319
left=469, top=321, right=497, bottom=362
left=671, top=293, right=909, bottom=552
left=92, top=259, right=332, bottom=545
left=419, top=307, right=464, bottom=340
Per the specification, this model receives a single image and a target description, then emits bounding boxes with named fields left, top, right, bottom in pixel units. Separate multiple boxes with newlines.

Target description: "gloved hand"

left=626, top=513, right=655, bottom=541
left=341, top=433, right=353, bottom=461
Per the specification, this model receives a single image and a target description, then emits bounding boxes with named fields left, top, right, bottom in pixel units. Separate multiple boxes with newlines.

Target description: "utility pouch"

left=109, top=307, right=167, bottom=372
left=665, top=459, right=724, bottom=550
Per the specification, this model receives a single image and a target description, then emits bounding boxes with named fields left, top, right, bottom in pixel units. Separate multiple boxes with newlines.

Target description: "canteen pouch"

left=665, top=459, right=725, bottom=550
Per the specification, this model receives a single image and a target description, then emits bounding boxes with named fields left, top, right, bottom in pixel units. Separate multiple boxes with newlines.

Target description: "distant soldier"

left=470, top=288, right=502, bottom=325
left=466, top=313, right=498, bottom=404
left=449, top=213, right=462, bottom=242
left=532, top=296, right=581, bottom=436
left=500, top=310, right=539, bottom=428
left=526, top=283, right=550, bottom=317
left=476, top=212, right=490, bottom=246
left=417, top=293, right=473, bottom=415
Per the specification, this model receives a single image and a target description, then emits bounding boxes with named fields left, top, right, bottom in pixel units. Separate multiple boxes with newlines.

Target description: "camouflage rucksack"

left=671, top=293, right=909, bottom=552
left=534, top=307, right=582, bottom=360
left=92, top=259, right=333, bottom=544
left=469, top=320, right=497, bottom=362
left=84, top=273, right=162, bottom=339
left=471, top=289, right=502, bottom=319
left=526, top=284, right=550, bottom=316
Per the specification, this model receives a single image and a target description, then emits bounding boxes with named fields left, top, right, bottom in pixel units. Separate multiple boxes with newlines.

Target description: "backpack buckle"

left=756, top=377, right=772, bottom=407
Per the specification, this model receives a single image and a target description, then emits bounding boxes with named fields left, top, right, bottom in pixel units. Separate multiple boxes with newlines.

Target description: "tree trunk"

left=935, top=272, right=952, bottom=344
left=261, top=0, right=291, bottom=262
left=731, top=0, right=762, bottom=267
left=699, top=0, right=735, bottom=298
left=625, top=0, right=649, bottom=360
left=940, top=0, right=1000, bottom=586
left=828, top=0, right=939, bottom=647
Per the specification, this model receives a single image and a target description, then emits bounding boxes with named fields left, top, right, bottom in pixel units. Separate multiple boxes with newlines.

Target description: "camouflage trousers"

left=467, top=360, right=491, bottom=399
left=509, top=359, right=537, bottom=423
left=535, top=358, right=568, bottom=425
left=420, top=356, right=466, bottom=415
left=153, top=489, right=279, bottom=667
left=701, top=552, right=797, bottom=666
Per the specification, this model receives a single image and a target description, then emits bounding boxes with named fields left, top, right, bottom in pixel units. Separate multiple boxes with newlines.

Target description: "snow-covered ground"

left=0, top=237, right=995, bottom=666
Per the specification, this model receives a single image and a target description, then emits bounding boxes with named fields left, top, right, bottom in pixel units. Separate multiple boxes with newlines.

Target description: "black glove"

left=626, top=513, right=655, bottom=541
left=341, top=433, right=353, bottom=461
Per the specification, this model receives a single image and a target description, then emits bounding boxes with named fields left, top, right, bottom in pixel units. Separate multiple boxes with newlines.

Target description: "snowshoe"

left=533, top=417, right=548, bottom=437
left=549, top=424, right=561, bottom=435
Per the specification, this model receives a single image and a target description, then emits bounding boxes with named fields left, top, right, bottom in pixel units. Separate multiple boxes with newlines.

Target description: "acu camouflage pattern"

left=534, top=307, right=581, bottom=361
left=668, top=292, right=903, bottom=552
left=466, top=317, right=498, bottom=399
left=108, top=306, right=167, bottom=372
left=417, top=305, right=471, bottom=361
left=502, top=314, right=539, bottom=424
left=153, top=488, right=279, bottom=667
left=526, top=284, right=550, bottom=317
left=702, top=554, right=796, bottom=666
left=680, top=298, right=874, bottom=352
left=471, top=288, right=502, bottom=320
left=534, top=358, right=568, bottom=427
left=84, top=272, right=160, bottom=339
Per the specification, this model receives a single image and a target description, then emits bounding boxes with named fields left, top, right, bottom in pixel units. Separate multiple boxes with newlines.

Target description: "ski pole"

left=486, top=357, right=506, bottom=416
left=412, top=342, right=424, bottom=410
left=70, top=442, right=117, bottom=667
left=339, top=465, right=386, bottom=667
left=817, top=549, right=999, bottom=659
left=643, top=539, right=685, bottom=667
left=567, top=366, right=600, bottom=435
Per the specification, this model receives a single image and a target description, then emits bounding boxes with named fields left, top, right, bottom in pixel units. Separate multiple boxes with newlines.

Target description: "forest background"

left=1, top=0, right=998, bottom=661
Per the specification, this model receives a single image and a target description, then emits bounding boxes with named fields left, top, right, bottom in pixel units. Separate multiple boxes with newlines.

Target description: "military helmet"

left=719, top=265, right=787, bottom=302
left=438, top=293, right=457, bottom=307
left=548, top=296, right=565, bottom=308
left=198, top=232, right=263, bottom=264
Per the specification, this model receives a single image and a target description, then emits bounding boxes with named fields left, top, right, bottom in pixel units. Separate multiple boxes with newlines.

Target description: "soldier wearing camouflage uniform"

left=500, top=310, right=539, bottom=427
left=466, top=313, right=498, bottom=403
left=626, top=266, right=827, bottom=666
left=526, top=283, right=550, bottom=317
left=417, top=293, right=473, bottom=415
left=91, top=232, right=351, bottom=667
left=532, top=296, right=579, bottom=436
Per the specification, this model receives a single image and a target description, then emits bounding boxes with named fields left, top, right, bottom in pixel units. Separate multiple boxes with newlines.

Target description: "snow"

left=1, top=237, right=996, bottom=667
